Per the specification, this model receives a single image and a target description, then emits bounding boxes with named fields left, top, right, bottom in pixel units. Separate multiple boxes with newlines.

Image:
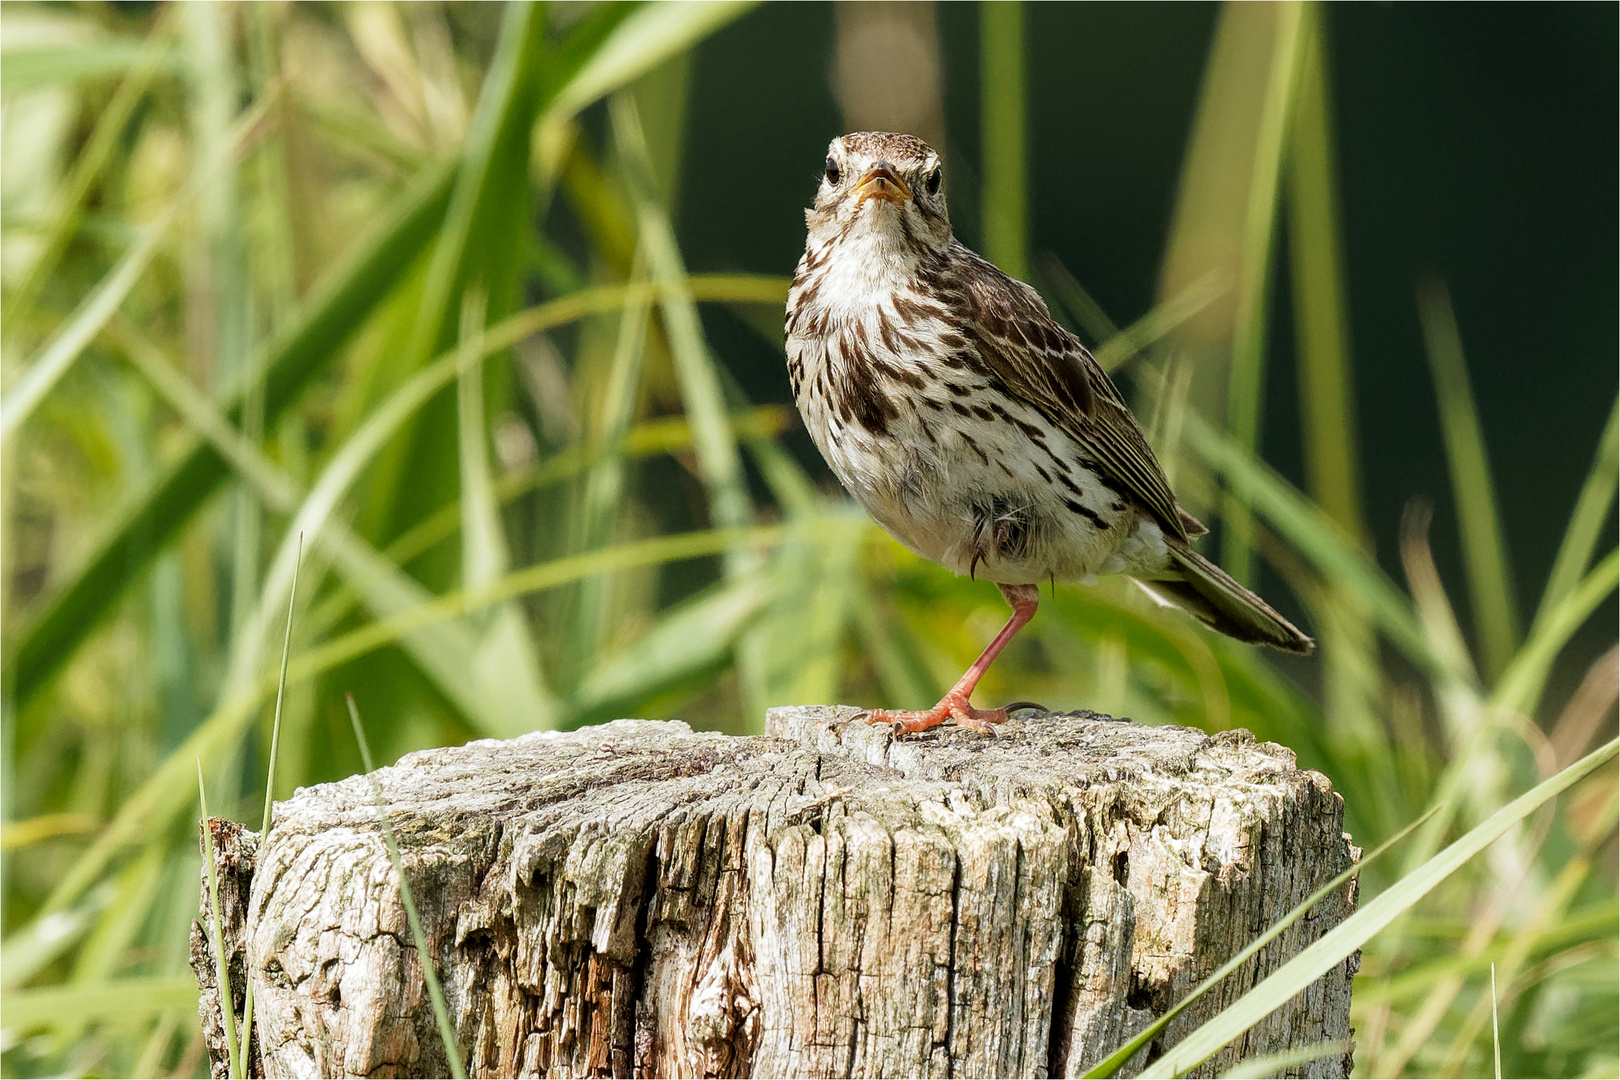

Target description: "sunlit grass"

left=1, top=2, right=1613, bottom=1077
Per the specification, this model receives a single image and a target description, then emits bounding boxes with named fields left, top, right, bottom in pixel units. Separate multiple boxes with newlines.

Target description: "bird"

left=783, top=131, right=1312, bottom=735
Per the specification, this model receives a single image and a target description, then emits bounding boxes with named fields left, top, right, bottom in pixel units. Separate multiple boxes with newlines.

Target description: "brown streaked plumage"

left=786, top=131, right=1312, bottom=735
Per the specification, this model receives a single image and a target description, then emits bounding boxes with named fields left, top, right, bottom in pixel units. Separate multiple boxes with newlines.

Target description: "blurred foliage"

left=0, top=2, right=1614, bottom=1077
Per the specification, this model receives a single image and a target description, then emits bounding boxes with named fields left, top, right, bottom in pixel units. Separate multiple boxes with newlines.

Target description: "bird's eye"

left=926, top=166, right=943, bottom=196
left=825, top=157, right=841, bottom=184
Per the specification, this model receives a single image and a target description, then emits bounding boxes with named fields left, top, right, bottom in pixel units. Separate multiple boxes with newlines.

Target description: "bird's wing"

left=946, top=249, right=1189, bottom=541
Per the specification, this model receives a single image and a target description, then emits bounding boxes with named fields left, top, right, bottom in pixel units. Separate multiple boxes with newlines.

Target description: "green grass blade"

left=850, top=588, right=940, bottom=710
left=1491, top=961, right=1502, bottom=1080
left=1222, top=0, right=1305, bottom=587
left=1417, top=276, right=1521, bottom=680
left=741, top=510, right=869, bottom=713
left=575, top=245, right=654, bottom=652
left=244, top=2, right=297, bottom=329
left=1038, top=252, right=1121, bottom=341
left=1137, top=737, right=1620, bottom=1078
left=1281, top=7, right=1385, bottom=827
left=0, top=977, right=200, bottom=1029
left=782, top=517, right=866, bottom=705
left=1183, top=414, right=1434, bottom=669
left=184, top=0, right=258, bottom=653
left=0, top=892, right=102, bottom=989
left=344, top=695, right=465, bottom=1079
left=548, top=1, right=759, bottom=121
left=239, top=533, right=301, bottom=1071
left=1216, top=1040, right=1353, bottom=1079
left=1039, top=260, right=1226, bottom=376
left=25, top=524, right=798, bottom=915
left=3, top=10, right=176, bottom=332
left=1400, top=502, right=1479, bottom=692
left=1534, top=397, right=1618, bottom=635
left=309, top=406, right=792, bottom=638
left=23, top=279, right=786, bottom=925
left=452, top=300, right=503, bottom=573
left=455, top=288, right=561, bottom=731
left=571, top=574, right=775, bottom=720
left=1092, top=271, right=1227, bottom=373
left=7, top=160, right=457, bottom=711
left=0, top=86, right=277, bottom=440
left=980, top=0, right=1028, bottom=282
left=291, top=525, right=794, bottom=695
left=612, top=94, right=755, bottom=558
left=1493, top=549, right=1618, bottom=716
left=1158, top=2, right=1300, bottom=425
left=1084, top=802, right=1441, bottom=1078
left=112, top=313, right=540, bottom=737
left=1285, top=7, right=1366, bottom=544
left=0, top=35, right=173, bottom=93
left=397, top=2, right=543, bottom=378
left=197, top=763, right=239, bottom=1079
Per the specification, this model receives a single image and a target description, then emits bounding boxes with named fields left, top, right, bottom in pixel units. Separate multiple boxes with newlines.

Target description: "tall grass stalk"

left=1221, top=0, right=1304, bottom=586
left=1537, top=399, right=1618, bottom=631
left=1418, top=276, right=1522, bottom=680
left=611, top=94, right=754, bottom=558
left=2, top=6, right=1612, bottom=1076
left=1285, top=6, right=1363, bottom=542
left=1214, top=1040, right=1353, bottom=1080
left=0, top=86, right=279, bottom=439
left=1491, top=961, right=1503, bottom=1080
left=8, top=2, right=759, bottom=714
left=980, top=0, right=1028, bottom=281
left=3, top=8, right=178, bottom=333
left=237, top=533, right=302, bottom=1077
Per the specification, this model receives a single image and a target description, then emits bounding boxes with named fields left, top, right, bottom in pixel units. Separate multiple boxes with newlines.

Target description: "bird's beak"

left=854, top=163, right=912, bottom=206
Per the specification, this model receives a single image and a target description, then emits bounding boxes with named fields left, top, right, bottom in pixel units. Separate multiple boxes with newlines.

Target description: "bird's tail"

left=1136, top=537, right=1314, bottom=654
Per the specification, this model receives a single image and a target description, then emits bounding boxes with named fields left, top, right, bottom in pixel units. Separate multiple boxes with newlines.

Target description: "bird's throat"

left=812, top=221, right=924, bottom=313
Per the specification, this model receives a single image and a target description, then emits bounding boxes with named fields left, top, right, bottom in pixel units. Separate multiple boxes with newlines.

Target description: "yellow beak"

left=854, top=163, right=912, bottom=206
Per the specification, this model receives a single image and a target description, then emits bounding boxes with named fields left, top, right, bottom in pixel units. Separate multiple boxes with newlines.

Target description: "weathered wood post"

left=192, top=707, right=1359, bottom=1078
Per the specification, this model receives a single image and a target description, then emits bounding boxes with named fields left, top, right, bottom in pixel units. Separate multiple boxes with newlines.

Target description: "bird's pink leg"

left=865, top=583, right=1040, bottom=734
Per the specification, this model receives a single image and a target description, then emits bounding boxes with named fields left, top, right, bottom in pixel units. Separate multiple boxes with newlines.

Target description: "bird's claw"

left=864, top=692, right=1008, bottom=736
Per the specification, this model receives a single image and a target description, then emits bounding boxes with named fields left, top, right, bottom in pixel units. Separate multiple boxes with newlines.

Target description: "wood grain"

left=193, top=707, right=1359, bottom=1078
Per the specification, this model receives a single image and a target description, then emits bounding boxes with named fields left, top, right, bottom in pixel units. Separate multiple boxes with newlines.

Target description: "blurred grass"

left=1, top=2, right=1614, bottom=1077
left=1221, top=0, right=1302, bottom=589
left=1419, top=277, right=1522, bottom=683
left=979, top=0, right=1027, bottom=283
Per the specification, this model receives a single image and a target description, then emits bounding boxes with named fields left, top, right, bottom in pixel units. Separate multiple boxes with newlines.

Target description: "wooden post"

left=192, top=707, right=1359, bottom=1078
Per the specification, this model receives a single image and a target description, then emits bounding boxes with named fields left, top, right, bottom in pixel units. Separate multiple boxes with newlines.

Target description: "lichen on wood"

left=192, top=706, right=1360, bottom=1078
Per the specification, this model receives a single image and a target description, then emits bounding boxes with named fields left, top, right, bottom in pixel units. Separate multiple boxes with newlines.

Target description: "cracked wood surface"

left=191, top=706, right=1359, bottom=1078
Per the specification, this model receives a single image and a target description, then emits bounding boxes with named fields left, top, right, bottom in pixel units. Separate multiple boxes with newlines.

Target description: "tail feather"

left=1137, top=538, right=1314, bottom=654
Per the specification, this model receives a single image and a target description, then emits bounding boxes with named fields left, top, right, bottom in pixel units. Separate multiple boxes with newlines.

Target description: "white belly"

left=795, top=351, right=1161, bottom=584
left=785, top=270, right=1173, bottom=586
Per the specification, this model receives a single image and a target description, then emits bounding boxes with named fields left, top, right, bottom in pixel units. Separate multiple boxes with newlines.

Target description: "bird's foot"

left=863, top=692, right=1007, bottom=736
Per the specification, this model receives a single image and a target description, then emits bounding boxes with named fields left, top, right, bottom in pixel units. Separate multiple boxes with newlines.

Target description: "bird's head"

left=806, top=131, right=953, bottom=255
